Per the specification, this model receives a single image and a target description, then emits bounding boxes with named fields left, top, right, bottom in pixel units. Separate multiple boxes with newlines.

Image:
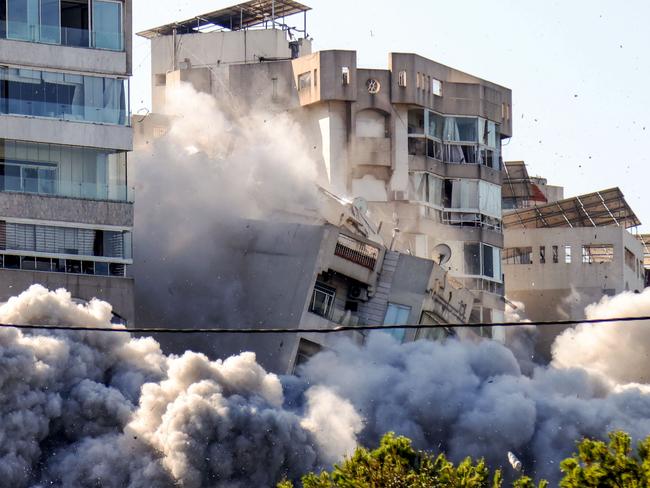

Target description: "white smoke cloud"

left=552, top=288, right=650, bottom=384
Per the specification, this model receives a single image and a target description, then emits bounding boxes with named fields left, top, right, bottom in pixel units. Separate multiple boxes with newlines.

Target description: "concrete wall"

left=0, top=269, right=134, bottom=324
left=0, top=115, right=133, bottom=151
left=0, top=192, right=133, bottom=227
left=150, top=29, right=311, bottom=113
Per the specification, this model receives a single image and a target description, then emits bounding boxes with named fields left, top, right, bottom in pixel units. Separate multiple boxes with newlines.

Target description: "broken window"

left=540, top=246, right=546, bottom=264
left=297, top=71, right=311, bottom=91
left=503, top=247, right=533, bottom=265
left=292, top=339, right=322, bottom=374
left=408, top=109, right=425, bottom=134
left=552, top=245, right=559, bottom=263
left=582, top=244, right=614, bottom=263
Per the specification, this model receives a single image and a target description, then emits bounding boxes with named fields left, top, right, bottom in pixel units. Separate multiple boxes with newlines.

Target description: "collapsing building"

left=135, top=0, right=513, bottom=341
left=132, top=0, right=488, bottom=372
left=502, top=161, right=645, bottom=357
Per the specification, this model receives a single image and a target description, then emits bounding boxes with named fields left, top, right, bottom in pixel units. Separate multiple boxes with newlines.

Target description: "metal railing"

left=334, top=234, right=380, bottom=270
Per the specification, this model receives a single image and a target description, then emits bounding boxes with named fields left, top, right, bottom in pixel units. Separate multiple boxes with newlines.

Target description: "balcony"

left=334, top=234, right=379, bottom=270
left=2, top=0, right=124, bottom=52
left=0, top=175, right=134, bottom=203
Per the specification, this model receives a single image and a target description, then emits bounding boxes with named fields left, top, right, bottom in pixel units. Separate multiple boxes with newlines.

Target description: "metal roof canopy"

left=137, top=0, right=311, bottom=39
left=637, top=234, right=650, bottom=267
left=502, top=160, right=548, bottom=202
left=503, top=187, right=641, bottom=230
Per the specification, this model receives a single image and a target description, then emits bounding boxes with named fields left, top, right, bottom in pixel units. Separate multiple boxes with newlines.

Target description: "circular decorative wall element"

left=366, top=78, right=381, bottom=94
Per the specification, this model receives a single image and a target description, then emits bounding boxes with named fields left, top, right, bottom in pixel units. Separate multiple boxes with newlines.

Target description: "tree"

left=559, top=431, right=650, bottom=487
left=278, top=432, right=546, bottom=488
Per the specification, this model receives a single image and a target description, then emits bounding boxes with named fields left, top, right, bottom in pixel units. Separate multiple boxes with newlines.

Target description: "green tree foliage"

left=279, top=432, right=546, bottom=488
left=559, top=431, right=650, bottom=487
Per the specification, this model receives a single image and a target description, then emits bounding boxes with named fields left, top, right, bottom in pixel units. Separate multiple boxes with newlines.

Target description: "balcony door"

left=6, top=0, right=60, bottom=43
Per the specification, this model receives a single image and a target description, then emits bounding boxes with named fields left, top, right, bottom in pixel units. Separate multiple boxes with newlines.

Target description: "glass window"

left=7, top=0, right=37, bottom=41
left=39, top=0, right=61, bottom=44
left=383, top=303, right=411, bottom=342
left=309, top=282, right=335, bottom=319
left=444, top=117, right=478, bottom=142
left=0, top=68, right=128, bottom=125
left=464, top=243, right=481, bottom=275
left=93, top=0, right=122, bottom=50
left=426, top=111, right=444, bottom=139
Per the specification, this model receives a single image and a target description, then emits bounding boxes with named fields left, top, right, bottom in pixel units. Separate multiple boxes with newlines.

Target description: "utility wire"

left=2, top=315, right=650, bottom=334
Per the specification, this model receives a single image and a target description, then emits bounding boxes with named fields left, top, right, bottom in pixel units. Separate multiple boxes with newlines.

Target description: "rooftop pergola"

left=137, top=0, right=311, bottom=39
left=503, top=187, right=641, bottom=230
left=502, top=160, right=548, bottom=204
left=637, top=234, right=650, bottom=268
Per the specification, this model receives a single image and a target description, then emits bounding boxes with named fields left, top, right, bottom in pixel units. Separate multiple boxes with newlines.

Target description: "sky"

left=131, top=0, right=650, bottom=230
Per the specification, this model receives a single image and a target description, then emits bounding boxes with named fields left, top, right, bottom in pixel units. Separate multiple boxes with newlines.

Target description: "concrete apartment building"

left=0, top=0, right=134, bottom=323
left=502, top=161, right=645, bottom=356
left=136, top=0, right=513, bottom=331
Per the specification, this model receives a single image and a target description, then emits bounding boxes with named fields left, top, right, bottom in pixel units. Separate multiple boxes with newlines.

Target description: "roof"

left=502, top=160, right=548, bottom=203
left=503, top=187, right=641, bottom=230
left=137, top=0, right=310, bottom=39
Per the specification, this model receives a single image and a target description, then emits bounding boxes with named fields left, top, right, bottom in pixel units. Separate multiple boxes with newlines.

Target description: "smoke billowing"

left=4, top=284, right=650, bottom=485
left=132, top=84, right=326, bottom=362
left=0, top=285, right=357, bottom=487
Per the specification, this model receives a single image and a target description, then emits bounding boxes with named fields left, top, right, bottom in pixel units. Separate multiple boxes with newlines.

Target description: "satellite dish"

left=433, top=243, right=452, bottom=265
left=352, top=197, right=368, bottom=215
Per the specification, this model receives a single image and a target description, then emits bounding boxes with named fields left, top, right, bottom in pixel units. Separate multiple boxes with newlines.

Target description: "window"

left=0, top=139, right=129, bottom=201
left=292, top=339, right=322, bottom=373
left=503, top=247, right=533, bottom=265
left=540, top=246, right=546, bottom=264
left=398, top=70, right=407, bottom=87
left=564, top=245, right=572, bottom=264
left=431, top=78, right=442, bottom=96
left=426, top=111, right=444, bottom=140
left=444, top=117, right=478, bottom=142
left=309, top=282, right=335, bottom=319
left=341, top=66, right=350, bottom=85
left=0, top=67, right=128, bottom=125
left=552, top=245, right=559, bottom=263
left=93, top=0, right=122, bottom=50
left=383, top=303, right=411, bottom=343
left=464, top=243, right=481, bottom=275
left=313, top=69, right=317, bottom=87
left=409, top=172, right=443, bottom=206
left=297, top=71, right=311, bottom=91
left=408, top=109, right=425, bottom=134
left=625, top=247, right=636, bottom=270
left=582, top=245, right=614, bottom=263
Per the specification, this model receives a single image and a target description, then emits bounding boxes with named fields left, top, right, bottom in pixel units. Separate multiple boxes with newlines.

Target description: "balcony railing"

left=4, top=20, right=123, bottom=51
left=0, top=253, right=127, bottom=277
left=334, top=234, right=380, bottom=270
left=0, top=176, right=134, bottom=203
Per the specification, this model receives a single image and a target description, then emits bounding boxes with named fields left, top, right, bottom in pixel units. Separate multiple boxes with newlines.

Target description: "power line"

left=2, top=315, right=650, bottom=334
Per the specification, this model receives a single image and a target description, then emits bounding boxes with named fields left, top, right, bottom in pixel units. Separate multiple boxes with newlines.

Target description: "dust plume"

left=0, top=285, right=355, bottom=487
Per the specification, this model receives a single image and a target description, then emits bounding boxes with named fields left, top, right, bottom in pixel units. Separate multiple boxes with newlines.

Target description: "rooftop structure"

left=501, top=161, right=645, bottom=359
left=503, top=187, right=641, bottom=230
left=137, top=0, right=310, bottom=38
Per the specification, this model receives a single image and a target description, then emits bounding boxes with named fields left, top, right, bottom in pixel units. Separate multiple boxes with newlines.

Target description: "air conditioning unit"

left=348, top=285, right=368, bottom=301
left=391, top=190, right=407, bottom=201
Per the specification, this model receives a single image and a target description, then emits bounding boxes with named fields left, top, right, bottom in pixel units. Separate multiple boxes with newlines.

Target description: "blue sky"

left=132, top=0, right=650, bottom=230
